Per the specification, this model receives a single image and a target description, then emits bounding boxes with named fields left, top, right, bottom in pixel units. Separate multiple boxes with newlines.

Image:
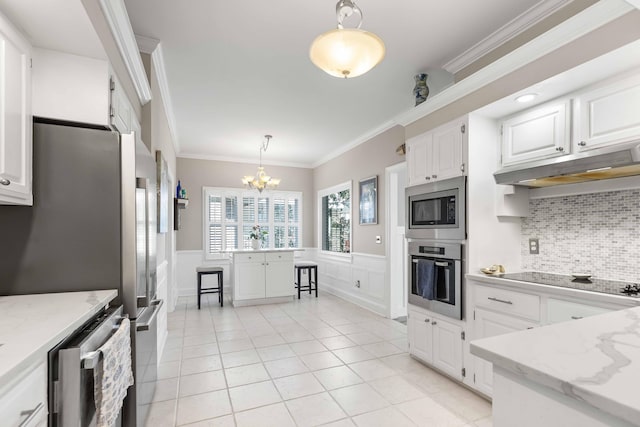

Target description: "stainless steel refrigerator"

left=0, top=119, right=161, bottom=426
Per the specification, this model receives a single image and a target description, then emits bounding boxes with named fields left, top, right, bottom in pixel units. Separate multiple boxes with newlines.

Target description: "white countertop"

left=227, top=248, right=304, bottom=254
left=0, top=290, right=118, bottom=390
left=471, top=306, right=640, bottom=426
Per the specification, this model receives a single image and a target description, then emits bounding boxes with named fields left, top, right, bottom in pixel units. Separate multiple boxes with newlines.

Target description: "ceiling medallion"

left=309, top=0, right=385, bottom=78
left=242, top=135, right=281, bottom=193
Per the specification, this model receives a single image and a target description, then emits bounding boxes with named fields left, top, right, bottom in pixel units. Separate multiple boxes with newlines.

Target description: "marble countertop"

left=0, top=290, right=118, bottom=390
left=471, top=306, right=640, bottom=426
left=467, top=273, right=640, bottom=308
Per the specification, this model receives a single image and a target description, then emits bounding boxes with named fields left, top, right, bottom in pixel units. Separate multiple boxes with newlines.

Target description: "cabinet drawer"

left=547, top=298, right=611, bottom=324
left=475, top=285, right=540, bottom=321
left=234, top=253, right=264, bottom=263
left=266, top=252, right=293, bottom=262
left=0, top=362, right=47, bottom=426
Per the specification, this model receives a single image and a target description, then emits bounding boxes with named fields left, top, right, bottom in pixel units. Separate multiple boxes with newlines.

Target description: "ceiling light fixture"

left=515, top=93, right=538, bottom=103
left=309, top=0, right=385, bottom=79
left=242, top=135, right=281, bottom=193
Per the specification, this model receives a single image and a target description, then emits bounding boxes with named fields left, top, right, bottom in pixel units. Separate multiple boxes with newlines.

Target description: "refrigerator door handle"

left=135, top=178, right=151, bottom=308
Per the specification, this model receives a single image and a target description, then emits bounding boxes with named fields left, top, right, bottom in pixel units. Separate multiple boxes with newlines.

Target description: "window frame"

left=203, top=186, right=303, bottom=260
left=317, top=180, right=352, bottom=259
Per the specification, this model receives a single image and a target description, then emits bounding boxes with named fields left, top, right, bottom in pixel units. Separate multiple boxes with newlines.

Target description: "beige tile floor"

left=144, top=292, right=493, bottom=427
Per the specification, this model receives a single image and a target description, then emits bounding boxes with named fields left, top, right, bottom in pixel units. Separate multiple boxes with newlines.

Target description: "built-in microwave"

left=406, top=176, right=466, bottom=241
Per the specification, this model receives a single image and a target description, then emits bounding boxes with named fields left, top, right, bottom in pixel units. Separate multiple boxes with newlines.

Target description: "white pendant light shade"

left=310, top=28, right=385, bottom=78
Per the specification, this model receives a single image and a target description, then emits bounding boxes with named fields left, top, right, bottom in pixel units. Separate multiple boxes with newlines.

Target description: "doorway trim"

left=384, top=161, right=407, bottom=319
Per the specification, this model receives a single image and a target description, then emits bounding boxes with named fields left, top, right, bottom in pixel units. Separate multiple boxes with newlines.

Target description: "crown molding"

left=99, top=0, right=152, bottom=105
left=443, top=0, right=573, bottom=74
left=178, top=152, right=311, bottom=169
left=135, top=34, right=159, bottom=54
left=395, top=0, right=633, bottom=128
left=310, top=119, right=400, bottom=169
left=625, top=0, right=640, bottom=9
left=149, top=43, right=180, bottom=153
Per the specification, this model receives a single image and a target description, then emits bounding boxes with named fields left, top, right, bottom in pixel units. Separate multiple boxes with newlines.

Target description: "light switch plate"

left=529, top=238, right=539, bottom=254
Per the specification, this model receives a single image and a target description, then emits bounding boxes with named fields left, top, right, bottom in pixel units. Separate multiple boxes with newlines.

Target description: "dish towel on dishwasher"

left=417, top=259, right=437, bottom=300
left=94, top=317, right=134, bottom=427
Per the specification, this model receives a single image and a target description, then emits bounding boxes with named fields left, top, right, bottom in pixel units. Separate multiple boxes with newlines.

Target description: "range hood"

left=494, top=141, right=640, bottom=187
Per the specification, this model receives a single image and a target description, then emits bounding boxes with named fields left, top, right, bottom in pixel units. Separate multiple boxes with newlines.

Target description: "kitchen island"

left=471, top=306, right=640, bottom=427
left=229, top=248, right=300, bottom=306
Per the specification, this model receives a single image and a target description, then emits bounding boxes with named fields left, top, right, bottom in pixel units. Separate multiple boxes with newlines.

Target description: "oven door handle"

left=434, top=261, right=449, bottom=267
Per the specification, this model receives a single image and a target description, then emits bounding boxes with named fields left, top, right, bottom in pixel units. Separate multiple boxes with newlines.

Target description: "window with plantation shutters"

left=204, top=187, right=303, bottom=258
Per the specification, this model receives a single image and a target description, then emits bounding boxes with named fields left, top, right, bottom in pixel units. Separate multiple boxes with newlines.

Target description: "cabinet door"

left=546, top=298, right=611, bottom=324
left=432, top=122, right=463, bottom=181
left=473, top=308, right=537, bottom=397
left=500, top=100, right=570, bottom=167
left=576, top=74, right=640, bottom=151
left=234, top=257, right=266, bottom=300
left=110, top=76, right=132, bottom=133
left=265, top=259, right=295, bottom=298
left=408, top=309, right=433, bottom=364
left=0, top=19, right=32, bottom=205
left=406, top=133, right=433, bottom=187
left=431, top=317, right=463, bottom=380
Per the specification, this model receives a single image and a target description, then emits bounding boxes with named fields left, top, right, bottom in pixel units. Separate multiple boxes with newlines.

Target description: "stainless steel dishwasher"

left=48, top=305, right=129, bottom=427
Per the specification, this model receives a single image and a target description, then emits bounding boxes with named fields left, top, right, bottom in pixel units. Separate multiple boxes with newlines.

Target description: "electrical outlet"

left=375, top=236, right=381, bottom=244
left=529, top=238, right=539, bottom=254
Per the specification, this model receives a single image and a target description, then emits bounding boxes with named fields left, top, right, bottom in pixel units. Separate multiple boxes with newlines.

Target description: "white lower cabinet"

left=233, top=251, right=295, bottom=302
left=408, top=306, right=464, bottom=381
left=473, top=308, right=538, bottom=396
left=546, top=297, right=611, bottom=324
left=0, top=361, right=47, bottom=426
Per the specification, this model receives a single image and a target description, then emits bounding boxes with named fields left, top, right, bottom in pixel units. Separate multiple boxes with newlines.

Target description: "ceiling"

left=123, top=0, right=549, bottom=167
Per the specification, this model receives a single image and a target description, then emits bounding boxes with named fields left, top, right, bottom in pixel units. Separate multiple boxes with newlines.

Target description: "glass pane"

left=243, top=197, right=255, bottom=222
left=242, top=225, right=253, bottom=249
left=274, top=225, right=285, bottom=248
left=261, top=225, right=270, bottom=248
left=274, top=198, right=285, bottom=223
left=322, top=190, right=350, bottom=253
left=288, top=225, right=299, bottom=248
left=225, top=225, right=238, bottom=249
left=225, top=196, right=238, bottom=222
left=209, top=224, right=222, bottom=253
left=258, top=197, right=269, bottom=222
left=288, top=198, right=299, bottom=223
left=209, top=196, right=222, bottom=222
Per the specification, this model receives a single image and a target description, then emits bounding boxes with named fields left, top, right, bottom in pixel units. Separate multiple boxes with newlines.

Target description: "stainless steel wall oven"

left=408, top=240, right=463, bottom=319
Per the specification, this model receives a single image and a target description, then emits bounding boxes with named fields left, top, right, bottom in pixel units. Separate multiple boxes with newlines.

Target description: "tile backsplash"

left=521, top=189, right=640, bottom=282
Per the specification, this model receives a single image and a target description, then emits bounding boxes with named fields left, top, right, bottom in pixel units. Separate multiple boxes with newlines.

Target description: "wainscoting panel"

left=315, top=251, right=387, bottom=317
left=156, top=260, right=168, bottom=363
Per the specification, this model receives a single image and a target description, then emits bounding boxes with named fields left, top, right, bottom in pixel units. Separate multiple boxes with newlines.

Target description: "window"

left=204, top=187, right=302, bottom=257
left=319, top=182, right=351, bottom=254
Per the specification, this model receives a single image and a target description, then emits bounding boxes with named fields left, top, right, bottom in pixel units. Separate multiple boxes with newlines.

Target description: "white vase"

left=250, top=239, right=260, bottom=250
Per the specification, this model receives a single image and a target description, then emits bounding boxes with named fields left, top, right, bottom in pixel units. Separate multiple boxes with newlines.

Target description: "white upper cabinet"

left=0, top=12, right=32, bottom=205
left=500, top=100, right=570, bottom=167
left=407, top=118, right=465, bottom=187
left=575, top=73, right=640, bottom=152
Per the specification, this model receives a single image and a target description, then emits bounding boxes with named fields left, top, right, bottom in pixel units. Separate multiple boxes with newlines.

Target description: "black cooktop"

left=496, top=271, right=640, bottom=298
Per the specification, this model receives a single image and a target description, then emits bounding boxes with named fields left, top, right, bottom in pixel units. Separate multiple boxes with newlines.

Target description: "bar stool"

left=196, top=266, right=223, bottom=309
left=294, top=261, right=318, bottom=299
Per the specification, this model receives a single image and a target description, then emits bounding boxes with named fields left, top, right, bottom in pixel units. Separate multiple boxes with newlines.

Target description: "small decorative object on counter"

left=176, top=180, right=182, bottom=199
left=180, top=188, right=187, bottom=199
left=249, top=225, right=267, bottom=249
left=413, top=73, right=429, bottom=106
left=480, top=264, right=505, bottom=275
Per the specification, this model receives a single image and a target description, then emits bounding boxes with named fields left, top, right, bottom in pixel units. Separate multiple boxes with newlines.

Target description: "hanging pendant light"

left=310, top=0, right=385, bottom=78
left=242, top=135, right=281, bottom=193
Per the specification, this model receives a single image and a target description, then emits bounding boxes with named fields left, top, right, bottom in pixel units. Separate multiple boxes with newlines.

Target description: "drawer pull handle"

left=0, top=177, right=10, bottom=186
left=19, top=402, right=44, bottom=427
left=488, top=297, right=513, bottom=305
left=431, top=321, right=437, bottom=325
left=571, top=316, right=583, bottom=320
left=424, top=318, right=430, bottom=323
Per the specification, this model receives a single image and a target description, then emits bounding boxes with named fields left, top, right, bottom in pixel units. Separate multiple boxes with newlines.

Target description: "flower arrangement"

left=249, top=225, right=267, bottom=241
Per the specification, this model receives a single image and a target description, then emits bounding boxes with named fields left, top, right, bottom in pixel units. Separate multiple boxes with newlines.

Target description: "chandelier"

left=309, top=0, right=385, bottom=79
left=242, top=135, right=281, bottom=193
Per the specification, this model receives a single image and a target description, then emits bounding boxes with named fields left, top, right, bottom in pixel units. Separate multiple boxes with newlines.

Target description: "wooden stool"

left=294, top=261, right=318, bottom=299
left=196, top=266, right=223, bottom=309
